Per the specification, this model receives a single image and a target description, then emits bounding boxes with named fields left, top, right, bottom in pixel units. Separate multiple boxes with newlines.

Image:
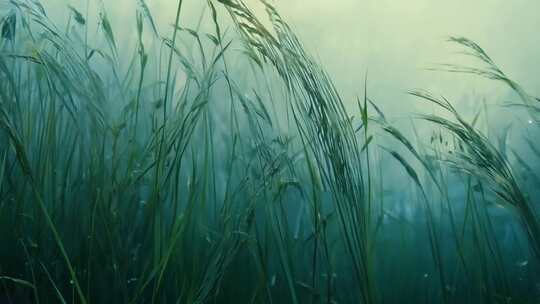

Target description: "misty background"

left=38, top=0, right=540, bottom=116
left=29, top=0, right=539, bottom=205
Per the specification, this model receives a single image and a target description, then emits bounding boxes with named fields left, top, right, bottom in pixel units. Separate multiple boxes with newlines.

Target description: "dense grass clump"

left=0, top=0, right=539, bottom=303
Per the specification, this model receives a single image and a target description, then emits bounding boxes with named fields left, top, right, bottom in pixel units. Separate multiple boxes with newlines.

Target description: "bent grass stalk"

left=0, top=1, right=539, bottom=303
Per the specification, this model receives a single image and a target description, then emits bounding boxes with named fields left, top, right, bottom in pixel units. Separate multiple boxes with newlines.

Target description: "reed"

left=0, top=1, right=538, bottom=303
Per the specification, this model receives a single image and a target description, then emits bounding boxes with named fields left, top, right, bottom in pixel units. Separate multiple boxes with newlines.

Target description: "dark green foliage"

left=0, top=1, right=538, bottom=303
left=1, top=12, right=16, bottom=41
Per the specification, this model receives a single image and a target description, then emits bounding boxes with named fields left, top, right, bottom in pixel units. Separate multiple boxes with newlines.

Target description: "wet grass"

left=0, top=0, right=539, bottom=303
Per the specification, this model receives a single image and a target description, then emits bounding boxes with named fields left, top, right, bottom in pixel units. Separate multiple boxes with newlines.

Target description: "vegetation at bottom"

left=0, top=0, right=539, bottom=303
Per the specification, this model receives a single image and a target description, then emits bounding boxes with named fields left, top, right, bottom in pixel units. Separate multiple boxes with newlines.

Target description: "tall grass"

left=0, top=0, right=539, bottom=303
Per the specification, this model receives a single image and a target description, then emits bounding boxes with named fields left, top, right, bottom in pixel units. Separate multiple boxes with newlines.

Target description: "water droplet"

left=516, top=260, right=528, bottom=267
left=423, top=273, right=429, bottom=278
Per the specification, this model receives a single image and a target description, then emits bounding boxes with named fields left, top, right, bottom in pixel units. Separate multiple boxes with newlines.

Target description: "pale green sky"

left=282, top=1, right=540, bottom=98
left=42, top=0, right=540, bottom=116
left=273, top=0, right=540, bottom=116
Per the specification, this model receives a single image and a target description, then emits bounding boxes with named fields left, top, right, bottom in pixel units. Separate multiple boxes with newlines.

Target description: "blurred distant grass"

left=0, top=0, right=539, bottom=303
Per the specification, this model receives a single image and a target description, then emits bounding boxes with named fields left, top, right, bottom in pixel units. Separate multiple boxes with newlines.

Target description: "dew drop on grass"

left=127, top=278, right=137, bottom=284
left=516, top=260, right=529, bottom=267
